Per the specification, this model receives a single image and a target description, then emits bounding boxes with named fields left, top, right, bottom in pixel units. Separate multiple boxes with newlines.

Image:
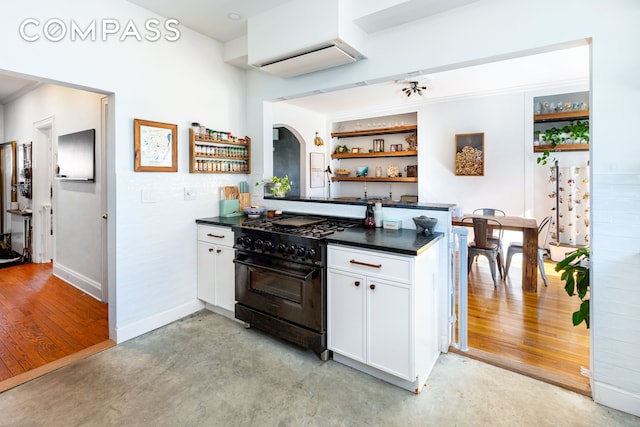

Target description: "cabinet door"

left=197, top=241, right=216, bottom=305
left=214, top=245, right=236, bottom=312
left=367, top=278, right=413, bottom=381
left=327, top=269, right=365, bottom=362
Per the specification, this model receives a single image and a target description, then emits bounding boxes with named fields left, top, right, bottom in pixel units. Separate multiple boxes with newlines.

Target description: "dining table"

left=452, top=214, right=539, bottom=293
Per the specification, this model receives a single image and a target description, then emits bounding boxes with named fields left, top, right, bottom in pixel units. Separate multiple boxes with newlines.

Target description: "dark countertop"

left=196, top=216, right=444, bottom=256
left=196, top=217, right=444, bottom=256
left=196, top=216, right=247, bottom=227
left=263, top=195, right=455, bottom=211
left=326, top=227, right=444, bottom=256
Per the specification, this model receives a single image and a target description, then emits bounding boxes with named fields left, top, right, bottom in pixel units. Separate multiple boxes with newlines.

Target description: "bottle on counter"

left=374, top=202, right=383, bottom=228
left=364, top=203, right=376, bottom=228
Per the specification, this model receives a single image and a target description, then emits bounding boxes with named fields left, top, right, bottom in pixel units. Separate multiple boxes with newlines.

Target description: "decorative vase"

left=272, top=183, right=286, bottom=198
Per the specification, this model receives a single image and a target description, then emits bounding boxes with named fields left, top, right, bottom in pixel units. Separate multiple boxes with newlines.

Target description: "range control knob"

left=306, top=248, right=317, bottom=259
left=263, top=241, right=274, bottom=252
left=286, top=245, right=296, bottom=255
left=238, top=236, right=252, bottom=248
left=277, top=243, right=287, bottom=253
left=255, top=239, right=264, bottom=250
left=296, top=247, right=306, bottom=257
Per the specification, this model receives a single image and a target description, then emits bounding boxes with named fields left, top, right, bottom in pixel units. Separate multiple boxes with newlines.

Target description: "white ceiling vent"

left=254, top=44, right=358, bottom=78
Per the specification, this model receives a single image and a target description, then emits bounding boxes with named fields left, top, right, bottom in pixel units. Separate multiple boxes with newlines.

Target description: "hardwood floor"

left=451, top=256, right=591, bottom=396
left=0, top=262, right=111, bottom=388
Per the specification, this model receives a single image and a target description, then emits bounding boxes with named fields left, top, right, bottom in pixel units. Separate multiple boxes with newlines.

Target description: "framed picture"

left=310, top=152, right=324, bottom=188
left=454, top=132, right=484, bottom=176
left=134, top=118, right=177, bottom=172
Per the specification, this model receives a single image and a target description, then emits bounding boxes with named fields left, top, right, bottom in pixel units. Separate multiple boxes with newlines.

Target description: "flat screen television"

left=56, top=128, right=95, bottom=182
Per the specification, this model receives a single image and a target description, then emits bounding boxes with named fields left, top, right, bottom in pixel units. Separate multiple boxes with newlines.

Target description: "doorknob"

left=102, top=213, right=108, bottom=219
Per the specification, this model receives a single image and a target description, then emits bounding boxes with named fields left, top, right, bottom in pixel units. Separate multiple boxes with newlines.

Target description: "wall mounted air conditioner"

left=247, top=0, right=367, bottom=78
left=253, top=43, right=361, bottom=78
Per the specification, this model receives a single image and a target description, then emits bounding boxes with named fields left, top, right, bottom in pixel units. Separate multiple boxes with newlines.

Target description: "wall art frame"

left=454, top=132, right=484, bottom=176
left=310, top=152, right=324, bottom=188
left=134, top=118, right=178, bottom=172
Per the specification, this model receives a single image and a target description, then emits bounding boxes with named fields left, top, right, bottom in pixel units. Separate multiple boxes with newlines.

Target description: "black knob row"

left=236, top=236, right=317, bottom=260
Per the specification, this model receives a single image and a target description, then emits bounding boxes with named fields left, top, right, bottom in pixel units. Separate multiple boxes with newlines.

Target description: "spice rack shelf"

left=189, top=129, right=250, bottom=174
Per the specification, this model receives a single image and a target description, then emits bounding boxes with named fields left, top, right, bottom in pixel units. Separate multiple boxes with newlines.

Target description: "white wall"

left=422, top=93, right=525, bottom=214
left=3, top=84, right=104, bottom=296
left=0, top=0, right=248, bottom=341
left=245, top=0, right=640, bottom=416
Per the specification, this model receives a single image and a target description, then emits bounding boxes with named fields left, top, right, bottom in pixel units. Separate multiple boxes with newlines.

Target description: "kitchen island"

left=326, top=231, right=443, bottom=393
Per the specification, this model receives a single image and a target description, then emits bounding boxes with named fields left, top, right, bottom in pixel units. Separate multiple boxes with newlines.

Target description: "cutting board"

left=239, top=193, right=251, bottom=210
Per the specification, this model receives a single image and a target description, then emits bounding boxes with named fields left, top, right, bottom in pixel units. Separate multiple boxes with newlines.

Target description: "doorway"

left=273, top=126, right=301, bottom=197
left=0, top=78, right=111, bottom=386
left=32, top=117, right=53, bottom=263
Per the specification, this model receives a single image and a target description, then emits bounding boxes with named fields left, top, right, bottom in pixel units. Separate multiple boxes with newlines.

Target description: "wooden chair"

left=504, top=215, right=553, bottom=287
left=462, top=217, right=504, bottom=287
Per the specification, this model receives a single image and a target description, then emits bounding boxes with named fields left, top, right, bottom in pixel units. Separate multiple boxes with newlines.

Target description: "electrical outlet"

left=184, top=187, right=197, bottom=201
left=141, top=189, right=157, bottom=203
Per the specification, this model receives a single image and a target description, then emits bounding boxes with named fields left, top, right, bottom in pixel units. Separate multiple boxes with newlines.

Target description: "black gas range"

left=234, top=213, right=361, bottom=265
left=232, top=213, right=361, bottom=360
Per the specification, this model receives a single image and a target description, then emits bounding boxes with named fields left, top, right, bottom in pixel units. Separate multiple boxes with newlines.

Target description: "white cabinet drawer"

left=327, top=244, right=412, bottom=284
left=197, top=225, right=234, bottom=247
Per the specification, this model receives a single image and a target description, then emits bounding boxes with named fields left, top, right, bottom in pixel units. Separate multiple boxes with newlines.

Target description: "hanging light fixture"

left=314, top=131, right=324, bottom=146
left=402, top=81, right=428, bottom=97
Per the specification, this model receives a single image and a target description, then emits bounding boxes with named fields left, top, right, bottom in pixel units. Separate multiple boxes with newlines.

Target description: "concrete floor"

left=0, top=311, right=637, bottom=427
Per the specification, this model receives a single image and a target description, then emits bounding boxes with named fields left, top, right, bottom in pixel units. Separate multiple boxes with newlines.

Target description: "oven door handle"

left=233, top=258, right=315, bottom=281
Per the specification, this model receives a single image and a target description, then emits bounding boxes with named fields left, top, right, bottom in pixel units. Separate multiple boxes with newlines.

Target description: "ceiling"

left=125, top=0, right=295, bottom=43
left=0, top=75, right=41, bottom=105
left=277, top=45, right=590, bottom=114
left=0, top=1, right=588, bottom=110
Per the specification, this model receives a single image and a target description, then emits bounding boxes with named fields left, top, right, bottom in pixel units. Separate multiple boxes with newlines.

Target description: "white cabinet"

left=197, top=224, right=235, bottom=313
left=327, top=241, right=440, bottom=393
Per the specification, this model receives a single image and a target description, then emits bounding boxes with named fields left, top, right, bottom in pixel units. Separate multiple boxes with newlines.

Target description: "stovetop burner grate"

left=240, top=214, right=360, bottom=238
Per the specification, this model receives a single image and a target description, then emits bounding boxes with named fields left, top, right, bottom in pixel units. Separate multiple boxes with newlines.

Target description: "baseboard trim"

left=0, top=340, right=115, bottom=393
left=593, top=381, right=640, bottom=417
left=53, top=263, right=103, bottom=301
left=114, top=300, right=204, bottom=343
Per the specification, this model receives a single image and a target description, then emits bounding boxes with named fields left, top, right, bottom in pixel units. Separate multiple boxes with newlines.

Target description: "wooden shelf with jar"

left=189, top=129, right=251, bottom=174
left=331, top=176, right=417, bottom=183
left=534, top=110, right=589, bottom=123
left=331, top=125, right=417, bottom=139
left=533, top=143, right=589, bottom=153
left=331, top=150, right=417, bottom=160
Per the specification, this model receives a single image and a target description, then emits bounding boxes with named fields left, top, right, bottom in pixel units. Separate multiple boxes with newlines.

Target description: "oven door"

left=234, top=251, right=324, bottom=332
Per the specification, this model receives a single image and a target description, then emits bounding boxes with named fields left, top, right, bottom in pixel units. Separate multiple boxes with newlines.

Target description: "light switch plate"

left=184, top=187, right=197, bottom=201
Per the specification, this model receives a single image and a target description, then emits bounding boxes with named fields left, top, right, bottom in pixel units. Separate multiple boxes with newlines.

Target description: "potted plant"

left=555, top=246, right=590, bottom=328
left=256, top=175, right=291, bottom=198
left=535, top=120, right=589, bottom=165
